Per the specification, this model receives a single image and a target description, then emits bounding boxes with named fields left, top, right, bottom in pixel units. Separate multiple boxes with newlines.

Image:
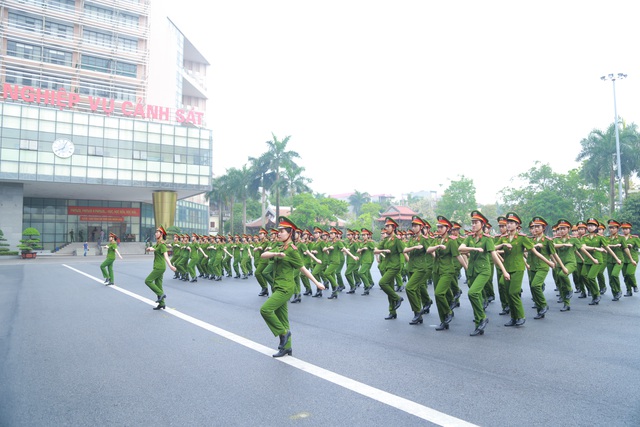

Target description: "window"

left=88, top=146, right=104, bottom=156
left=83, top=29, right=113, bottom=48
left=117, top=37, right=137, bottom=52
left=44, top=21, right=73, bottom=39
left=20, top=140, right=38, bottom=151
left=81, top=55, right=111, bottom=73
left=84, top=4, right=114, bottom=22
left=115, top=62, right=137, bottom=78
left=8, top=12, right=43, bottom=32
left=133, top=150, right=147, bottom=160
left=7, top=41, right=42, bottom=61
left=118, top=12, right=138, bottom=27
left=44, top=48, right=72, bottom=66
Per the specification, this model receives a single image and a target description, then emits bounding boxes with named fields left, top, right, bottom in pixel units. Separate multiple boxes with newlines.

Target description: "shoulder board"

left=483, top=233, right=492, bottom=238
left=633, top=234, right=639, bottom=238
left=291, top=244, right=298, bottom=250
left=449, top=235, right=458, bottom=240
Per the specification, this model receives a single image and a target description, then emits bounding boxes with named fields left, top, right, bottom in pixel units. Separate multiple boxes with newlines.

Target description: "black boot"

left=409, top=312, right=423, bottom=325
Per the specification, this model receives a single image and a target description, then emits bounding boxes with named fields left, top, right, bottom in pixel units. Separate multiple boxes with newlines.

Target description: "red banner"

left=69, top=207, right=140, bottom=216
left=79, top=216, right=125, bottom=222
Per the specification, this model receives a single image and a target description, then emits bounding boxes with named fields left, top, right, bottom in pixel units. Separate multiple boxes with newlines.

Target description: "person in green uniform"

left=494, top=216, right=510, bottom=315
left=310, top=227, right=328, bottom=297
left=357, top=228, right=376, bottom=295
left=482, top=221, right=497, bottom=307
left=239, top=235, right=252, bottom=279
left=604, top=219, right=625, bottom=300
left=343, top=230, right=359, bottom=293
left=579, top=218, right=607, bottom=305
left=260, top=216, right=325, bottom=357
left=620, top=222, right=639, bottom=296
left=323, top=227, right=342, bottom=299
left=574, top=222, right=588, bottom=296
left=253, top=229, right=270, bottom=294
left=100, top=232, right=123, bottom=286
left=459, top=210, right=509, bottom=336
left=231, top=235, right=242, bottom=278
left=427, top=216, right=468, bottom=331
left=402, top=216, right=435, bottom=325
left=449, top=221, right=464, bottom=308
left=553, top=219, right=579, bottom=312
left=494, top=212, right=533, bottom=327
left=597, top=223, right=608, bottom=295
left=169, top=233, right=181, bottom=279
left=144, top=226, right=177, bottom=310
left=528, top=216, right=557, bottom=319
left=374, top=217, right=405, bottom=319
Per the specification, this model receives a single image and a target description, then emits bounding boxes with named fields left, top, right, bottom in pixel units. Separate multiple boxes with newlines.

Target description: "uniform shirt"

left=623, top=235, right=640, bottom=263
left=328, top=239, right=345, bottom=264
left=582, top=234, right=605, bottom=265
left=106, top=242, right=118, bottom=260
left=529, top=235, right=556, bottom=272
left=360, top=240, right=375, bottom=264
left=152, top=241, right=168, bottom=271
left=500, top=233, right=533, bottom=273
left=272, top=244, right=304, bottom=289
left=381, top=234, right=405, bottom=270
left=432, top=235, right=460, bottom=276
left=605, top=234, right=625, bottom=263
left=555, top=237, right=580, bottom=265
left=463, top=234, right=495, bottom=277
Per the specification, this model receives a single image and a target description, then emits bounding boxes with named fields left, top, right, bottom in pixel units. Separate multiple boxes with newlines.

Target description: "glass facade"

left=0, top=102, right=211, bottom=189
left=22, top=198, right=208, bottom=251
left=0, top=102, right=212, bottom=251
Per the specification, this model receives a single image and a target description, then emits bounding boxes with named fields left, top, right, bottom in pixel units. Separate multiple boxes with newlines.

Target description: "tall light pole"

left=601, top=73, right=626, bottom=208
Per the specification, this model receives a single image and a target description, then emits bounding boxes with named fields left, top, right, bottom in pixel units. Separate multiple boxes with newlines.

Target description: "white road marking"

left=64, top=264, right=478, bottom=427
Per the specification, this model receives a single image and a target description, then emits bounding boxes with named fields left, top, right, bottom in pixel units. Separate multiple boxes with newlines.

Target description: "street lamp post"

left=600, top=73, right=627, bottom=208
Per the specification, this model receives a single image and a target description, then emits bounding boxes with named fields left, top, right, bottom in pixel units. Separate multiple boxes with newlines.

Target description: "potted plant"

left=18, top=227, right=43, bottom=259
left=0, top=228, right=18, bottom=256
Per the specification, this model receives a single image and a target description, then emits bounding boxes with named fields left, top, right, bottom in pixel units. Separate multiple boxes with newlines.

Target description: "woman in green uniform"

left=494, top=212, right=533, bottom=327
left=553, top=219, right=579, bottom=312
left=427, top=216, right=468, bottom=331
left=580, top=218, right=607, bottom=306
left=528, top=216, right=557, bottom=319
left=260, top=217, right=324, bottom=357
left=402, top=216, right=434, bottom=325
left=605, top=219, right=624, bottom=300
left=374, top=218, right=405, bottom=319
left=357, top=229, right=376, bottom=295
left=100, top=232, right=123, bottom=286
left=144, top=226, right=177, bottom=310
left=459, top=211, right=509, bottom=336
left=621, top=222, right=639, bottom=296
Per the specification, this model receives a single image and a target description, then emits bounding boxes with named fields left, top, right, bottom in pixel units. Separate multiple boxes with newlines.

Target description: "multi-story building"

left=0, top=0, right=212, bottom=252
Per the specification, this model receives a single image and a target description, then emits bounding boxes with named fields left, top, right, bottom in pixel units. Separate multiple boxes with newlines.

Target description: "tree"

left=281, top=164, right=312, bottom=211
left=619, top=192, right=640, bottom=228
left=18, top=227, right=42, bottom=254
left=0, top=228, right=11, bottom=255
left=206, top=175, right=230, bottom=234
left=248, top=153, right=276, bottom=228
left=436, top=176, right=477, bottom=225
left=260, top=134, right=301, bottom=221
left=576, top=121, right=640, bottom=214
left=348, top=190, right=371, bottom=217
left=500, top=163, right=608, bottom=227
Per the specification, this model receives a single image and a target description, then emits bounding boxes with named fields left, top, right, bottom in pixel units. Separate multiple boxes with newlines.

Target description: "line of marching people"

left=163, top=213, right=639, bottom=338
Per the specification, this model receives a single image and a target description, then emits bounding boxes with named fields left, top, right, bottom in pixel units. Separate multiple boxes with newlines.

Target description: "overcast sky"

left=168, top=1, right=640, bottom=204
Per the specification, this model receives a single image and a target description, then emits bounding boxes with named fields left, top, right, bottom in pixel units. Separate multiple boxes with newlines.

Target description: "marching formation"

left=99, top=213, right=639, bottom=356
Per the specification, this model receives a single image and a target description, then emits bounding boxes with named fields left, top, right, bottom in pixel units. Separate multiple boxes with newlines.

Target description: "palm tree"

left=248, top=153, right=276, bottom=228
left=260, top=134, right=301, bottom=221
left=205, top=175, right=230, bottom=234
left=234, top=165, right=255, bottom=234
left=282, top=164, right=312, bottom=210
left=348, top=190, right=371, bottom=217
left=224, top=167, right=243, bottom=235
left=576, top=121, right=640, bottom=213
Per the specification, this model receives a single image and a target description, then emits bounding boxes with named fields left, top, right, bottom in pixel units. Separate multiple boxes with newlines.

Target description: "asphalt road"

left=1, top=255, right=639, bottom=426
